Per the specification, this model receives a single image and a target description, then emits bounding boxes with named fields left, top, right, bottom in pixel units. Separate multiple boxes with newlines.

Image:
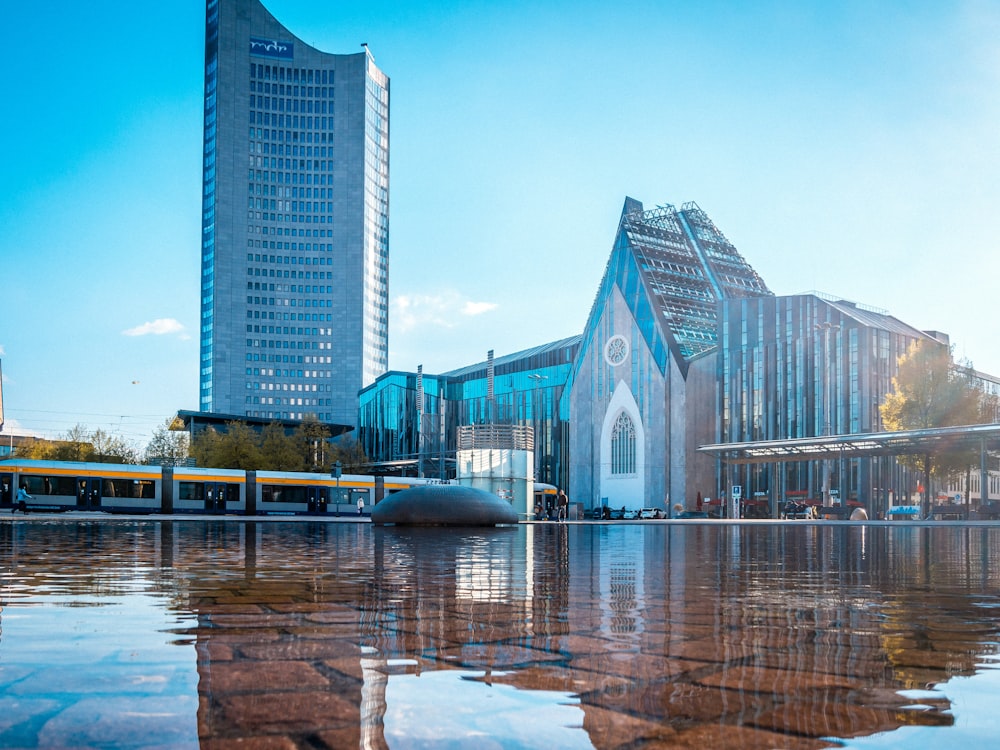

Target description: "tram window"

left=102, top=479, right=156, bottom=499
left=24, top=475, right=76, bottom=496
left=179, top=482, right=206, bottom=501
left=261, top=485, right=306, bottom=503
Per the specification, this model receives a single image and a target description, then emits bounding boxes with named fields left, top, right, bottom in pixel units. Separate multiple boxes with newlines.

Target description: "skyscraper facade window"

left=200, top=0, right=389, bottom=426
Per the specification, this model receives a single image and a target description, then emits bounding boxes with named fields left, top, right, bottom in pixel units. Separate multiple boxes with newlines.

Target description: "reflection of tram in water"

left=0, top=459, right=442, bottom=516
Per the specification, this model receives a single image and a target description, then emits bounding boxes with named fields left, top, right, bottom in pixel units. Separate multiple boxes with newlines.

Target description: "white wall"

left=456, top=448, right=534, bottom=517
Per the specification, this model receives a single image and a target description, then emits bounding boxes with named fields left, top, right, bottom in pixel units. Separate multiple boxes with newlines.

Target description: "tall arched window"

left=611, top=411, right=636, bottom=475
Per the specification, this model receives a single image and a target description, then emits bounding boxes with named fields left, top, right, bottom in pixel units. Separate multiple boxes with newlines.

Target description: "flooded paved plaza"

left=2, top=519, right=1000, bottom=748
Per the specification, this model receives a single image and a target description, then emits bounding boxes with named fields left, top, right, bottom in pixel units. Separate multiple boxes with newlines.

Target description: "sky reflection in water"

left=1, top=520, right=1000, bottom=749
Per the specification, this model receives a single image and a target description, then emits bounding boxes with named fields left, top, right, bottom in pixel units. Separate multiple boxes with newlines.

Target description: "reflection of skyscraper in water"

left=359, top=646, right=388, bottom=750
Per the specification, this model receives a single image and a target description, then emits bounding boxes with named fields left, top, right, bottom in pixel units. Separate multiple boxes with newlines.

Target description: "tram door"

left=77, top=478, right=102, bottom=510
left=204, top=483, right=228, bottom=513
left=307, top=486, right=329, bottom=514
left=0, top=473, right=12, bottom=508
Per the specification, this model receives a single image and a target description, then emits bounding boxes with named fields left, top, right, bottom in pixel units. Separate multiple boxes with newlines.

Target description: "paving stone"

left=206, top=661, right=329, bottom=694
left=216, top=690, right=360, bottom=734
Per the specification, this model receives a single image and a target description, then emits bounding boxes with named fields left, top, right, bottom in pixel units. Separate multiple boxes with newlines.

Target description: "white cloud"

left=0, top=418, right=35, bottom=437
left=392, top=292, right=498, bottom=334
left=122, top=318, right=185, bottom=337
left=462, top=301, right=499, bottom=316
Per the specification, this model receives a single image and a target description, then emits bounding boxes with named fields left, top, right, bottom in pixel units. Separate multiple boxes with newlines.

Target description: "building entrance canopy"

left=698, top=423, right=1000, bottom=465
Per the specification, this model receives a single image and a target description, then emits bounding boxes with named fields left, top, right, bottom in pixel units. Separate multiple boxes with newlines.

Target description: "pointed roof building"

left=572, top=198, right=771, bottom=387
left=568, top=197, right=772, bottom=512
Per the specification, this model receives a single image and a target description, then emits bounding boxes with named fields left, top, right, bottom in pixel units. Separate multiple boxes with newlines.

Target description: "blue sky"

left=2, top=0, right=999, bottom=447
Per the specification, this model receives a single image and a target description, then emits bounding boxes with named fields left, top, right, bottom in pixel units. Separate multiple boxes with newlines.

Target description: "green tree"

left=144, top=420, right=190, bottom=466
left=295, top=416, right=332, bottom=472
left=880, top=340, right=987, bottom=515
left=329, top=435, right=369, bottom=474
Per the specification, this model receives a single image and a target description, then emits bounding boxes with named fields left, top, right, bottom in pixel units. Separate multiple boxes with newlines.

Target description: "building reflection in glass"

left=1, top=521, right=1000, bottom=748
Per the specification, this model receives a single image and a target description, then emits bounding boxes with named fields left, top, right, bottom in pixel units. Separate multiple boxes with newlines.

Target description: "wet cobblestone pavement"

left=2, top=519, right=1000, bottom=748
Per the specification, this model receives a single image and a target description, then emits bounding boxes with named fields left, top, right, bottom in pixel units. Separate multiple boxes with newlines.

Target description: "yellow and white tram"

left=0, top=459, right=448, bottom=517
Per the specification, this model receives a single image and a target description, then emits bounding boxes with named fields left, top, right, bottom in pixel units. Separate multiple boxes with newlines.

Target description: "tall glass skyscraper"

left=200, top=0, right=389, bottom=426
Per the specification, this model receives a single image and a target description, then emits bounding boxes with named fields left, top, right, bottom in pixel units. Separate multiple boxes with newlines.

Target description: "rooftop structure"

left=586, top=199, right=772, bottom=375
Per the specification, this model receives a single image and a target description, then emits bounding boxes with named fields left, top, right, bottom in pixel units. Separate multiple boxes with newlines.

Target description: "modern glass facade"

left=356, top=196, right=992, bottom=515
left=200, top=0, right=389, bottom=427
left=715, top=293, right=941, bottom=507
left=358, top=338, right=579, bottom=489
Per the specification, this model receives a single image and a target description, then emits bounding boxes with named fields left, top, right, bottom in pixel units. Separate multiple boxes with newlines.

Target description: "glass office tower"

left=200, top=0, right=389, bottom=426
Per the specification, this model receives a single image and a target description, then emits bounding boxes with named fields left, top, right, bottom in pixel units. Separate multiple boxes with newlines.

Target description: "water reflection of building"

left=11, top=522, right=992, bottom=746
left=166, top=524, right=999, bottom=746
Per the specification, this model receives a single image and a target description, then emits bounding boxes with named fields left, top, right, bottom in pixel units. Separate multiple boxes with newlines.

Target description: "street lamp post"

left=527, top=374, right=548, bottom=483
left=815, top=322, right=841, bottom=506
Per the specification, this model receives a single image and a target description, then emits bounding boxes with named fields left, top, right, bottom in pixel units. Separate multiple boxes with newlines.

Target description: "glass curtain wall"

left=358, top=340, right=578, bottom=488
left=718, top=294, right=928, bottom=513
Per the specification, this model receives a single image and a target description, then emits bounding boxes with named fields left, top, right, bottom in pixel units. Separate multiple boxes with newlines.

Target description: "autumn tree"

left=259, top=421, right=306, bottom=471
left=90, top=428, right=140, bottom=464
left=880, top=340, right=987, bottom=515
left=190, top=421, right=263, bottom=470
left=15, top=437, right=59, bottom=460
left=187, top=417, right=367, bottom=473
left=56, top=424, right=95, bottom=462
left=17, top=424, right=137, bottom=464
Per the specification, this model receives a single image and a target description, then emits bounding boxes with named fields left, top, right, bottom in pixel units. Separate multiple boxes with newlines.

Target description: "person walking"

left=15, top=484, right=32, bottom=513
left=557, top=489, right=569, bottom=522
left=357, top=496, right=365, bottom=516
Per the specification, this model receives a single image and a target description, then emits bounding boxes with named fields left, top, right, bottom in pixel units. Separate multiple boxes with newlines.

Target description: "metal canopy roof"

left=698, top=423, right=1000, bottom=465
left=171, top=410, right=353, bottom=438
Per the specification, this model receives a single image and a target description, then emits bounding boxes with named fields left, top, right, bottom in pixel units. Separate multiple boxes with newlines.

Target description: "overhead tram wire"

left=5, top=408, right=175, bottom=441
